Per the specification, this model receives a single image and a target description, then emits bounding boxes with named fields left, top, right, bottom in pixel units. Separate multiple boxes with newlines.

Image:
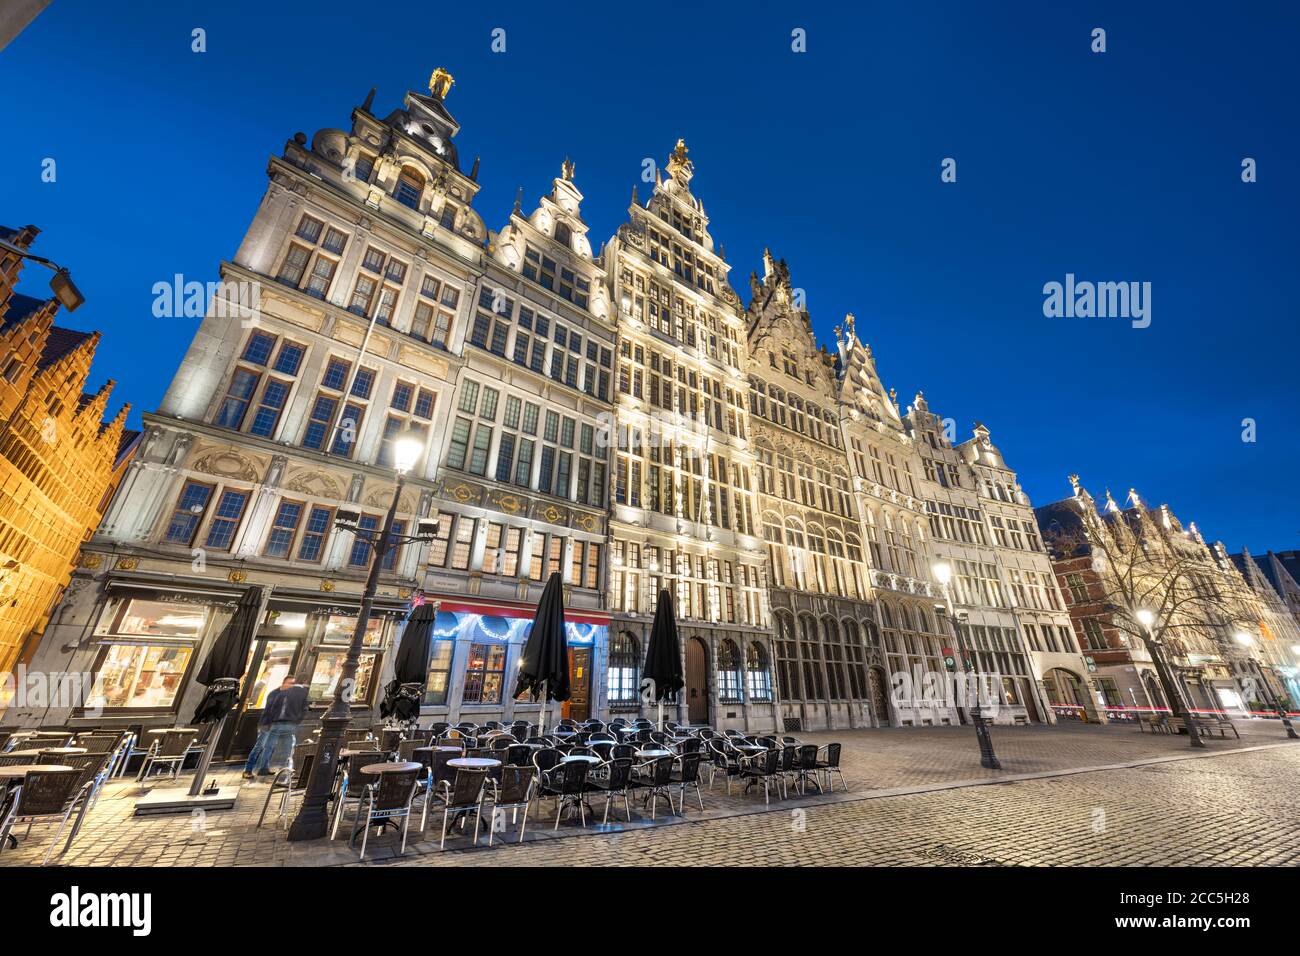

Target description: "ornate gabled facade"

left=0, top=225, right=134, bottom=685
left=604, top=141, right=772, bottom=731
left=18, top=70, right=1153, bottom=740
left=1036, top=484, right=1294, bottom=718
left=1227, top=549, right=1300, bottom=704
left=747, top=258, right=881, bottom=731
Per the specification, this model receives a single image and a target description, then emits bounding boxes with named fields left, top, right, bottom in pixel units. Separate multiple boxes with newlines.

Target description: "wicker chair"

left=739, top=747, right=783, bottom=804
left=481, top=766, right=534, bottom=845
left=136, top=729, right=199, bottom=781
left=814, top=744, right=847, bottom=792
left=258, top=749, right=316, bottom=829
left=0, top=768, right=93, bottom=865
left=791, top=744, right=822, bottom=795
left=584, top=757, right=634, bottom=823
left=630, top=755, right=675, bottom=820
left=379, top=729, right=403, bottom=755
left=670, top=752, right=705, bottom=812
left=706, top=738, right=744, bottom=794
left=329, top=754, right=384, bottom=840
left=433, top=768, right=488, bottom=849
left=397, top=739, right=425, bottom=762
left=349, top=766, right=421, bottom=859
left=539, top=759, right=590, bottom=829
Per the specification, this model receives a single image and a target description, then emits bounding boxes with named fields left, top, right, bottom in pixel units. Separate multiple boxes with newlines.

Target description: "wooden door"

left=1022, top=677, right=1041, bottom=723
left=686, top=638, right=709, bottom=724
left=562, top=647, right=591, bottom=722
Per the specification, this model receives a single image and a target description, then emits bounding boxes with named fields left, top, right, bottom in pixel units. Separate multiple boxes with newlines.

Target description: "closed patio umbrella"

left=513, top=572, right=570, bottom=736
left=643, top=589, right=684, bottom=730
left=188, top=586, right=264, bottom=796
left=381, top=601, right=437, bottom=724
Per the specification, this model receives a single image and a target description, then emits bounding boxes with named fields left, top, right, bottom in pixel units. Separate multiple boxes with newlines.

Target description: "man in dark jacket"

left=256, top=676, right=309, bottom=776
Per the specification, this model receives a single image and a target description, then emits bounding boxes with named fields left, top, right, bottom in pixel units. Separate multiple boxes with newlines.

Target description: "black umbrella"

left=192, top=586, right=263, bottom=724
left=643, top=589, right=684, bottom=729
left=381, top=601, right=437, bottom=723
left=513, top=572, right=570, bottom=734
left=188, top=586, right=262, bottom=797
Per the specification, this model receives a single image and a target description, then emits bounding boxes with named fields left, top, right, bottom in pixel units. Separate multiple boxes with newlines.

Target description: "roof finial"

left=428, top=67, right=454, bottom=100
left=513, top=186, right=523, bottom=215
left=561, top=156, right=575, bottom=181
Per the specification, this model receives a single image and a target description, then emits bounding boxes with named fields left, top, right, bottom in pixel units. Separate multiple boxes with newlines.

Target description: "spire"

left=469, top=156, right=480, bottom=182
left=361, top=87, right=376, bottom=112
left=630, top=183, right=638, bottom=206
left=1103, top=489, right=1120, bottom=513
left=513, top=186, right=523, bottom=215
left=762, top=247, right=775, bottom=280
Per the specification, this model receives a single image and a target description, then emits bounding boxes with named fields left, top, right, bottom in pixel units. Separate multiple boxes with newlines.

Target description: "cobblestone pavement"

left=1, top=721, right=1295, bottom=866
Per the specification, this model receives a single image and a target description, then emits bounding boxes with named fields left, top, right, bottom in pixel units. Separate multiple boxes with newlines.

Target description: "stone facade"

left=1036, top=484, right=1299, bottom=718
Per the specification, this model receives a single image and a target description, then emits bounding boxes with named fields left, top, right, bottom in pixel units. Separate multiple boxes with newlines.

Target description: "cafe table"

left=447, top=757, right=501, bottom=770
left=560, top=754, right=600, bottom=764
left=3, top=747, right=87, bottom=759
left=635, top=749, right=672, bottom=759
left=360, top=761, right=422, bottom=775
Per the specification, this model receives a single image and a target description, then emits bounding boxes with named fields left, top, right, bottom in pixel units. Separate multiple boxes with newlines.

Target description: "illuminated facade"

left=18, top=72, right=1115, bottom=737
left=1037, top=486, right=1297, bottom=717
left=604, top=142, right=773, bottom=732
left=0, top=225, right=135, bottom=689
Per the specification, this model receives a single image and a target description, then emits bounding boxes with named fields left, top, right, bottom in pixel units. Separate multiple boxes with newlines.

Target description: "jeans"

left=244, top=729, right=271, bottom=773
left=258, top=722, right=298, bottom=774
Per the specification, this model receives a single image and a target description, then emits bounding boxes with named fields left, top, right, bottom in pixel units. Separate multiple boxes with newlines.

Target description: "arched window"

left=746, top=641, right=773, bottom=701
left=799, top=615, right=824, bottom=699
left=395, top=167, right=425, bottom=210
left=718, top=639, right=742, bottom=702
left=554, top=220, right=572, bottom=248
left=823, top=616, right=845, bottom=700
left=775, top=612, right=799, bottom=700
left=607, top=631, right=640, bottom=707
left=843, top=619, right=867, bottom=699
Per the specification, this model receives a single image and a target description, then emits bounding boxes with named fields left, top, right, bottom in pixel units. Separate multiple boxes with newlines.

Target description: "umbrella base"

left=133, top=787, right=240, bottom=816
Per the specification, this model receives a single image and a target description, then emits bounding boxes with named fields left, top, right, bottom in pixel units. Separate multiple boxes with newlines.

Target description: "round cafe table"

left=635, top=749, right=671, bottom=759
left=360, top=761, right=422, bottom=775
left=447, top=757, right=501, bottom=770
left=560, top=754, right=600, bottom=764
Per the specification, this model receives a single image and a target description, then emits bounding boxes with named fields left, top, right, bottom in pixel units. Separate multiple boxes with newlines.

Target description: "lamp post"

left=1234, top=632, right=1297, bottom=739
left=288, top=430, right=436, bottom=841
left=1135, top=609, right=1204, bottom=749
left=932, top=562, right=1000, bottom=770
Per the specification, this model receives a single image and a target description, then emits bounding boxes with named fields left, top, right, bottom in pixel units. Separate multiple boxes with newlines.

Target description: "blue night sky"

left=2, top=1, right=1297, bottom=554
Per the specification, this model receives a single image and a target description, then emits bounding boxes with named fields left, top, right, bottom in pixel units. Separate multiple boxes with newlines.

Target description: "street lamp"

left=0, top=238, right=86, bottom=311
left=932, top=561, right=1000, bottom=769
left=289, top=429, right=438, bottom=841
left=1234, top=632, right=1297, bottom=739
left=1133, top=607, right=1204, bottom=749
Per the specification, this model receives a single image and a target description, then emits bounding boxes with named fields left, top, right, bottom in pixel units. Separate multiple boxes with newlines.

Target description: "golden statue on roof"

left=428, top=67, right=454, bottom=100
left=666, top=137, right=694, bottom=180
left=561, top=156, right=576, bottom=181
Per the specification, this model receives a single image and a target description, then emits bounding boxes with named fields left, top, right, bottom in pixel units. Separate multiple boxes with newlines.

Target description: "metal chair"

left=136, top=729, right=199, bottom=781
left=791, top=744, right=822, bottom=795
left=539, top=759, right=590, bottom=829
left=0, top=768, right=93, bottom=865
left=585, top=757, right=634, bottom=823
left=631, top=755, right=675, bottom=820
left=434, top=768, right=488, bottom=849
left=258, top=749, right=315, bottom=829
left=706, top=738, right=744, bottom=794
left=670, top=752, right=705, bottom=812
left=814, top=743, right=847, bottom=792
left=739, top=747, right=783, bottom=804
left=328, top=754, right=384, bottom=840
left=481, top=766, right=535, bottom=845
left=350, top=766, right=422, bottom=859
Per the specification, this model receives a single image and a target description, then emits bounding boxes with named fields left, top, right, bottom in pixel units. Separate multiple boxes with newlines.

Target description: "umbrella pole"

left=658, top=699, right=664, bottom=732
left=187, top=713, right=227, bottom=797
left=539, top=679, right=547, bottom=738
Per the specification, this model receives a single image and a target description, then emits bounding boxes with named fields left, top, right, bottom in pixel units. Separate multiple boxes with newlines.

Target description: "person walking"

left=241, top=708, right=274, bottom=780
left=256, top=675, right=308, bottom=777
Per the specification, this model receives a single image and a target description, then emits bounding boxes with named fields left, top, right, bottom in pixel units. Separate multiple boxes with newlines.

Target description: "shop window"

left=607, top=631, right=640, bottom=707
left=423, top=639, right=454, bottom=706
left=462, top=642, right=507, bottom=704
left=308, top=650, right=377, bottom=704
left=86, top=644, right=194, bottom=710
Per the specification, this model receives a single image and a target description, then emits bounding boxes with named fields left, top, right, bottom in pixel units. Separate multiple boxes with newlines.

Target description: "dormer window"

left=554, top=221, right=572, bottom=249
left=395, top=167, right=424, bottom=210
left=352, top=153, right=375, bottom=184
